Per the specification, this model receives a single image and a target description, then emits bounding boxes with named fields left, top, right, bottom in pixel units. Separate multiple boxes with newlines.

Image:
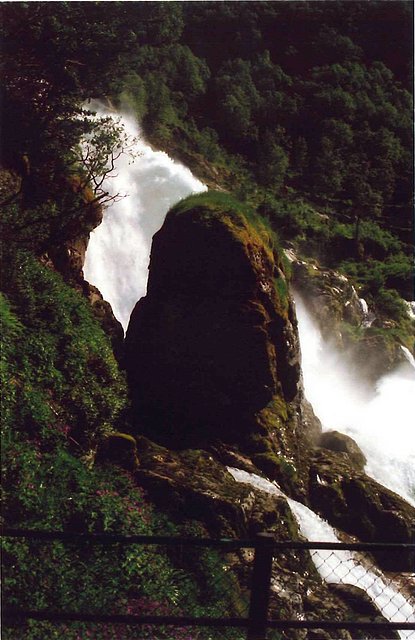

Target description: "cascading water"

left=294, top=294, right=415, bottom=507
left=227, top=467, right=415, bottom=639
left=82, top=106, right=414, bottom=633
left=83, top=104, right=207, bottom=331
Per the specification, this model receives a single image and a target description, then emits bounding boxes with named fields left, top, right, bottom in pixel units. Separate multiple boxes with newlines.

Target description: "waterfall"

left=294, top=294, right=415, bottom=507
left=80, top=106, right=415, bottom=633
left=401, top=345, right=415, bottom=369
left=227, top=467, right=415, bottom=639
left=83, top=104, right=207, bottom=331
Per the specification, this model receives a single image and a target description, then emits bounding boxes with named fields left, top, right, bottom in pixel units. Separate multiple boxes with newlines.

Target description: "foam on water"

left=294, top=294, right=415, bottom=506
left=227, top=467, right=415, bottom=639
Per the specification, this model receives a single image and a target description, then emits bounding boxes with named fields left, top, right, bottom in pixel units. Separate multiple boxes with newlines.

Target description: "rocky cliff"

left=122, top=188, right=414, bottom=530
left=125, top=193, right=320, bottom=498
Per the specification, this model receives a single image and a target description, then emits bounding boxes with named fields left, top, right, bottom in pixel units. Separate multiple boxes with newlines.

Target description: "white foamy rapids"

left=227, top=467, right=415, bottom=639
left=401, top=345, right=415, bottom=369
left=83, top=104, right=207, bottom=331
left=359, top=297, right=369, bottom=316
left=405, top=301, right=415, bottom=320
left=294, top=294, right=415, bottom=507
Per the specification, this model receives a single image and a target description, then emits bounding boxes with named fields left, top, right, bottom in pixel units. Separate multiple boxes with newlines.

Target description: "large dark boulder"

left=329, top=584, right=400, bottom=639
left=318, top=430, right=367, bottom=471
left=125, top=194, right=319, bottom=496
left=95, top=432, right=139, bottom=472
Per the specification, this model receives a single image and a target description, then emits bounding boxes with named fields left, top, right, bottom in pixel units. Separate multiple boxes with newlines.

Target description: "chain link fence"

left=2, top=530, right=414, bottom=640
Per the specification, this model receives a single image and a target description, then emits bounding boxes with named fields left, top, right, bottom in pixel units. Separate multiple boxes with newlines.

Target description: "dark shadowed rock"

left=309, top=449, right=415, bottom=571
left=95, top=432, right=139, bottom=472
left=318, top=430, right=367, bottom=470
left=43, top=201, right=124, bottom=362
left=125, top=195, right=319, bottom=496
left=329, top=584, right=400, bottom=639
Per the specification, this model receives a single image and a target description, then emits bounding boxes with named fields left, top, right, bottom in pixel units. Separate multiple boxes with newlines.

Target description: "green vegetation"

left=170, top=190, right=279, bottom=254
left=1, top=251, right=127, bottom=450
left=116, top=1, right=412, bottom=308
left=2, top=1, right=412, bottom=303
left=2, top=451, right=243, bottom=639
left=1, top=252, right=243, bottom=639
left=1, top=2, right=413, bottom=637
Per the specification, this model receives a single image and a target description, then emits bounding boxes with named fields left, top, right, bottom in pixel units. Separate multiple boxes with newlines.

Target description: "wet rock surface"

left=125, top=201, right=319, bottom=496
left=309, top=449, right=415, bottom=571
left=132, top=436, right=386, bottom=639
left=292, top=258, right=365, bottom=339
left=133, top=436, right=300, bottom=539
left=290, top=255, right=408, bottom=381
left=329, top=584, right=400, bottom=639
left=318, top=431, right=367, bottom=471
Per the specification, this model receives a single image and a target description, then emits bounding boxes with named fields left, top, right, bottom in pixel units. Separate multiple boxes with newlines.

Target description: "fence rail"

left=3, top=528, right=414, bottom=550
left=2, top=528, right=415, bottom=639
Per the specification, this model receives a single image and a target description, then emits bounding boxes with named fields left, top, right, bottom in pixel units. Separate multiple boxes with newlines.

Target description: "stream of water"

left=227, top=467, right=415, bottom=639
left=83, top=104, right=207, bottom=330
left=82, top=108, right=414, bottom=634
left=294, top=294, right=415, bottom=507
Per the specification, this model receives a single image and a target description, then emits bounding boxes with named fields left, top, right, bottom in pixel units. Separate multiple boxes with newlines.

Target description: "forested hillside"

left=1, top=3, right=414, bottom=639
left=2, top=1, right=413, bottom=309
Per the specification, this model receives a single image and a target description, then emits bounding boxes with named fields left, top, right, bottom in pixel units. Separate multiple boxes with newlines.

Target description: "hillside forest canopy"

left=1, top=1, right=413, bottom=307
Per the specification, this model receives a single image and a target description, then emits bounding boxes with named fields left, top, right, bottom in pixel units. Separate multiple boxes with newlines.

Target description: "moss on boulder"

left=125, top=192, right=317, bottom=496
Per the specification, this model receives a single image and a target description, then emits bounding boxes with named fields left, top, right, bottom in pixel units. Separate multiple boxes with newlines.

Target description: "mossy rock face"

left=125, top=193, right=313, bottom=495
left=309, top=449, right=415, bottom=571
left=292, top=255, right=411, bottom=381
left=134, top=436, right=301, bottom=540
left=348, top=328, right=408, bottom=382
left=96, top=432, right=139, bottom=472
left=83, top=283, right=124, bottom=363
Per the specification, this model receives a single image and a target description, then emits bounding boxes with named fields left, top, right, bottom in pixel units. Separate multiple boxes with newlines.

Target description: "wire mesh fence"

left=2, top=530, right=414, bottom=640
left=268, top=542, right=415, bottom=640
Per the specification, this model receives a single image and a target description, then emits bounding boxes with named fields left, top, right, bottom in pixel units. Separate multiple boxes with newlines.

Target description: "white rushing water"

left=227, top=467, right=415, bottom=639
left=81, top=105, right=415, bottom=635
left=294, top=294, right=415, bottom=507
left=83, top=104, right=207, bottom=330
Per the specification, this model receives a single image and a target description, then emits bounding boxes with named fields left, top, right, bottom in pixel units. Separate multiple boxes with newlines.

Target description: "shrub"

left=1, top=250, right=127, bottom=450
left=375, top=288, right=408, bottom=322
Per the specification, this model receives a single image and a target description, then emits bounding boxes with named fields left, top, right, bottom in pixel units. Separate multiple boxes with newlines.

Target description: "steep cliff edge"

left=125, top=192, right=320, bottom=497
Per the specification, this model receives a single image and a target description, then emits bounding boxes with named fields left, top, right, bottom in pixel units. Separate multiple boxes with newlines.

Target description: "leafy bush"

left=375, top=288, right=408, bottom=322
left=1, top=250, right=127, bottom=449
left=2, top=443, right=244, bottom=639
left=1, top=252, right=244, bottom=640
left=340, top=252, right=413, bottom=302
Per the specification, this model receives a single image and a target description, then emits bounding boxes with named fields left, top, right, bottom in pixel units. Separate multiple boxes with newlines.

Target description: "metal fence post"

left=247, top=532, right=274, bottom=640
